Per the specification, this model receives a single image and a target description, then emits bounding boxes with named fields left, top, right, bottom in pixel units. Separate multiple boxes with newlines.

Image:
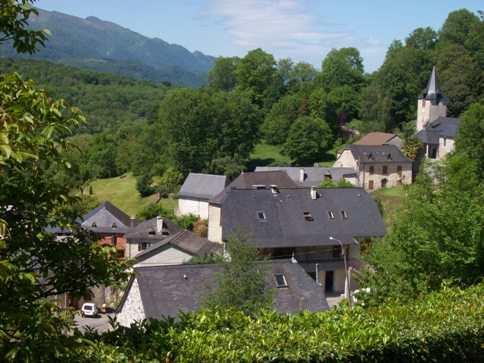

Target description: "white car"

left=81, top=303, right=98, bottom=317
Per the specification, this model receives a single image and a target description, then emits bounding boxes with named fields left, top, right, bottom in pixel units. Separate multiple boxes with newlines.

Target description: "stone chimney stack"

left=310, top=186, right=318, bottom=200
left=270, top=185, right=279, bottom=195
left=156, top=216, right=163, bottom=233
left=299, top=168, right=305, bottom=183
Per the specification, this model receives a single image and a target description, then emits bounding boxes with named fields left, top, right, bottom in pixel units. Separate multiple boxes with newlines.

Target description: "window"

left=382, top=165, right=388, bottom=175
left=443, top=137, right=447, bottom=147
left=274, top=274, right=288, bottom=288
left=369, top=166, right=374, bottom=175
left=91, top=222, right=97, bottom=228
left=303, top=211, right=314, bottom=221
left=257, top=211, right=267, bottom=221
left=341, top=210, right=348, bottom=219
left=328, top=211, right=335, bottom=219
left=397, top=165, right=402, bottom=177
left=162, top=227, right=169, bottom=236
left=112, top=222, right=117, bottom=229
left=148, top=227, right=156, bottom=235
left=138, top=242, right=151, bottom=251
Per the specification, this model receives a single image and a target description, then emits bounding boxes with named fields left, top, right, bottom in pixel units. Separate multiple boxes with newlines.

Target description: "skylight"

left=257, top=211, right=267, bottom=221
left=341, top=210, right=348, bottom=219
left=328, top=211, right=335, bottom=219
left=274, top=274, right=288, bottom=288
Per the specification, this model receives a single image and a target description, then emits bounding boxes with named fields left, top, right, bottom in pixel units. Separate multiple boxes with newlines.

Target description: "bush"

left=82, top=283, right=484, bottom=362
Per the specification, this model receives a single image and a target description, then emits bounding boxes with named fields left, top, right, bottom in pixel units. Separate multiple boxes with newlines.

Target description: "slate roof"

left=81, top=201, right=133, bottom=234
left=178, top=173, right=229, bottom=200
left=349, top=144, right=411, bottom=164
left=124, top=216, right=182, bottom=242
left=419, top=66, right=447, bottom=105
left=353, top=132, right=399, bottom=146
left=217, top=187, right=386, bottom=248
left=415, top=116, right=460, bottom=144
left=118, top=259, right=329, bottom=318
left=255, top=167, right=356, bottom=187
left=134, top=230, right=219, bottom=262
left=210, top=171, right=298, bottom=204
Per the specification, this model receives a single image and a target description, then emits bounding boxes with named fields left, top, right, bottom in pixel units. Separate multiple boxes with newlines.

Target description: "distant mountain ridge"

left=0, top=9, right=215, bottom=87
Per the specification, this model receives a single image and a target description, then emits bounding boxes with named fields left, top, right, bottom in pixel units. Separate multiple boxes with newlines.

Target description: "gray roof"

left=124, top=216, right=182, bottom=242
left=218, top=187, right=386, bottom=248
left=178, top=173, right=229, bottom=200
left=415, top=116, right=460, bottom=144
left=210, top=171, right=298, bottom=205
left=419, top=66, right=447, bottom=105
left=135, top=230, right=219, bottom=262
left=118, top=259, right=329, bottom=318
left=349, top=144, right=411, bottom=164
left=255, top=167, right=356, bottom=186
left=81, top=201, right=133, bottom=234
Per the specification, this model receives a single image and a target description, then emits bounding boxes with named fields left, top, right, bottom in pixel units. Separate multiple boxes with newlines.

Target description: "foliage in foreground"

left=75, top=283, right=484, bottom=362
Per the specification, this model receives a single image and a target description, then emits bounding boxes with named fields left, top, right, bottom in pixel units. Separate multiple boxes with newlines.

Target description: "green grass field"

left=86, top=173, right=177, bottom=217
left=247, top=143, right=293, bottom=170
left=371, top=185, right=406, bottom=229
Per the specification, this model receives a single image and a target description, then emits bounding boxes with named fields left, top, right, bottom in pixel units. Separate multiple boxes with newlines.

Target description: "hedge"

left=75, top=283, right=484, bottom=362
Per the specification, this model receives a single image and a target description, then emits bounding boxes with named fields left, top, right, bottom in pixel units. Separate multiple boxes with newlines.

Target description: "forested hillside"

left=0, top=9, right=214, bottom=87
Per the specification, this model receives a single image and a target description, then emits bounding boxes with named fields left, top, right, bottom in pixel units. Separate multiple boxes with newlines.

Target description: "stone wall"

left=116, top=278, right=146, bottom=327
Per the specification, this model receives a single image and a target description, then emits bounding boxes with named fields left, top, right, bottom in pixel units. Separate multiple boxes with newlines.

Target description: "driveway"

left=74, top=313, right=114, bottom=334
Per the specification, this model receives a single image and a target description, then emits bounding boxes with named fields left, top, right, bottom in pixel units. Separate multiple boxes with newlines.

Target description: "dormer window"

left=161, top=227, right=169, bottom=236
left=368, top=153, right=373, bottom=160
left=341, top=210, right=348, bottom=219
left=303, top=212, right=313, bottom=221
left=328, top=211, right=335, bottom=219
left=112, top=223, right=117, bottom=229
left=148, top=227, right=156, bottom=235
left=257, top=211, right=267, bottom=221
left=91, top=222, right=97, bottom=228
left=274, top=274, right=288, bottom=288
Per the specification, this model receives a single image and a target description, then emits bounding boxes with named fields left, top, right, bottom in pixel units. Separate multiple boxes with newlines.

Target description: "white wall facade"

left=416, top=99, right=447, bottom=131
left=177, top=198, right=209, bottom=219
left=207, top=205, right=223, bottom=243
left=116, top=278, right=146, bottom=327
left=333, top=149, right=357, bottom=169
left=438, top=137, right=455, bottom=160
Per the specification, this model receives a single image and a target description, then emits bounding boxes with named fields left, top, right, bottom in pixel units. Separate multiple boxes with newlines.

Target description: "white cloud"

left=199, top=0, right=358, bottom=66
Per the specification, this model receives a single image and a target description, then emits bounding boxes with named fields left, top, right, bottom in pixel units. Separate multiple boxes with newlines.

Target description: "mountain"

left=0, top=9, right=215, bottom=87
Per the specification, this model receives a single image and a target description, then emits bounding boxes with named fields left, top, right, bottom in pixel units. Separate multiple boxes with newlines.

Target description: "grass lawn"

left=247, top=143, right=293, bottom=170
left=86, top=173, right=177, bottom=217
left=371, top=185, right=407, bottom=229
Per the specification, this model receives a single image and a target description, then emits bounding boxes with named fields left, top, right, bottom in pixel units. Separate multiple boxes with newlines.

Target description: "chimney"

left=130, top=217, right=137, bottom=228
left=270, top=184, right=279, bottom=195
left=310, top=186, right=318, bottom=200
left=156, top=216, right=163, bottom=233
left=299, top=168, right=305, bottom=182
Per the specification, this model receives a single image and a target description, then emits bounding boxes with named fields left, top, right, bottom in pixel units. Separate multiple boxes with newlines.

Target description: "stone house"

left=207, top=186, right=386, bottom=295
left=177, top=173, right=229, bottom=219
left=116, top=259, right=329, bottom=326
left=334, top=144, right=412, bottom=190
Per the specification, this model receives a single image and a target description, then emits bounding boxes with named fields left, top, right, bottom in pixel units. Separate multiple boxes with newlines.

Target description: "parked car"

left=81, top=303, right=98, bottom=317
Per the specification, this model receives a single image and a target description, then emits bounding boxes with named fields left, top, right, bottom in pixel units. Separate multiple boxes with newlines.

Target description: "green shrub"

left=83, top=283, right=483, bottom=362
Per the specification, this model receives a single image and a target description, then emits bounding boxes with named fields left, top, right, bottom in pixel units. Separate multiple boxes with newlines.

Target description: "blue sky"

left=35, top=0, right=481, bottom=72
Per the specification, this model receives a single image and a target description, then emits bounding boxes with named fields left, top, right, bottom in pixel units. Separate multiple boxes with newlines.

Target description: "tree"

left=261, top=94, right=302, bottom=144
left=405, top=27, right=437, bottom=50
left=361, top=153, right=483, bottom=305
left=359, top=82, right=392, bottom=132
left=282, top=116, right=332, bottom=165
left=203, top=231, right=273, bottom=315
left=0, top=0, right=49, bottom=53
left=0, top=73, right=129, bottom=360
left=455, top=103, right=484, bottom=178
left=320, top=47, right=365, bottom=90
left=439, top=9, right=480, bottom=47
left=400, top=122, right=423, bottom=160
left=207, top=56, right=240, bottom=91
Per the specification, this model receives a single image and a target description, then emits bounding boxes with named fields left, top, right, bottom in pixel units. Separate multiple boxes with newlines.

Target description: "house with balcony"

left=208, top=186, right=386, bottom=295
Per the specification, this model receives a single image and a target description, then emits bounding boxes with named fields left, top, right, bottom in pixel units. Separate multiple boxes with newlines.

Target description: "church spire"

left=420, top=66, right=446, bottom=104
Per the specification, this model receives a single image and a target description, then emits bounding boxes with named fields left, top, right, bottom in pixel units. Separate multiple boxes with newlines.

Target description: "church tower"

left=416, top=66, right=447, bottom=131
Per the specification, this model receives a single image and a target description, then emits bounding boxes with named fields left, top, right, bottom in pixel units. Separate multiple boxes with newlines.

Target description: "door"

left=325, top=271, right=334, bottom=293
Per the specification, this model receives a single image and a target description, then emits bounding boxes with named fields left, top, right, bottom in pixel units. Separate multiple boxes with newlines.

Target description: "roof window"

left=274, top=274, right=288, bottom=288
left=341, top=210, right=348, bottom=219
left=148, top=227, right=156, bottom=235
left=112, top=223, right=117, bottom=229
left=328, top=211, right=335, bottom=219
left=257, top=211, right=267, bottom=221
left=91, top=222, right=97, bottom=228
left=303, top=211, right=314, bottom=221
